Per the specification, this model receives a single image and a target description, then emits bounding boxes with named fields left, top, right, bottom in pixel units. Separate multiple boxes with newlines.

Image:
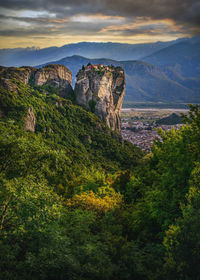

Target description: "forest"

left=0, top=75, right=200, bottom=280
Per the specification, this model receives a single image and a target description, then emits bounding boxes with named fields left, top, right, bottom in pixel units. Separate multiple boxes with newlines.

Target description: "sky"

left=0, top=0, right=200, bottom=49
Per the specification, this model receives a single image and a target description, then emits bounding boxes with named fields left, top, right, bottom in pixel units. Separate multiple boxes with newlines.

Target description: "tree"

left=67, top=186, right=123, bottom=215
left=164, top=163, right=200, bottom=280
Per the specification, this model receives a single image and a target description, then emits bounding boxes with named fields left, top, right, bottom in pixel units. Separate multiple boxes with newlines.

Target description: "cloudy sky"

left=0, top=0, right=200, bottom=48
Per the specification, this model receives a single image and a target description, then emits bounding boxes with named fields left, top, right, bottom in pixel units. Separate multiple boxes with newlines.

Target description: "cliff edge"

left=74, top=64, right=125, bottom=133
left=0, top=64, right=73, bottom=98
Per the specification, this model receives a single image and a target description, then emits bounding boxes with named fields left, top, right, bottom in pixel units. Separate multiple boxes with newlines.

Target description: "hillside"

left=39, top=55, right=200, bottom=103
left=0, top=64, right=200, bottom=280
left=0, top=65, right=142, bottom=174
left=156, top=113, right=182, bottom=125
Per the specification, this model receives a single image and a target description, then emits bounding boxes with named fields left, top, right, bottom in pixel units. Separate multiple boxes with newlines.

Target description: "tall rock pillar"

left=75, top=65, right=125, bottom=133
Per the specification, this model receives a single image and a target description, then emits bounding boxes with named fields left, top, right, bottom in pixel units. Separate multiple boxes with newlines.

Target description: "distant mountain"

left=38, top=55, right=200, bottom=103
left=143, top=36, right=200, bottom=78
left=0, top=39, right=184, bottom=67
left=1, top=36, right=199, bottom=103
left=38, top=55, right=116, bottom=85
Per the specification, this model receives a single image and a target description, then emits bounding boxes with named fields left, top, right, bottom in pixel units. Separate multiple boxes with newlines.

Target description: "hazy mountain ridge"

left=0, top=39, right=187, bottom=67
left=38, top=55, right=200, bottom=103
left=143, top=36, right=200, bottom=78
left=1, top=36, right=199, bottom=103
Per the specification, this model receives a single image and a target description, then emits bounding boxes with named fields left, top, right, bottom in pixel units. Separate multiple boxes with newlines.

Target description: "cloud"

left=0, top=0, right=199, bottom=48
left=100, top=17, right=185, bottom=38
left=0, top=0, right=199, bottom=26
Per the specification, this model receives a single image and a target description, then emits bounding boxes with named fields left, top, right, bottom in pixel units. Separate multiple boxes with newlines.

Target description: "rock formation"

left=0, top=65, right=73, bottom=132
left=34, top=65, right=73, bottom=98
left=24, top=107, right=36, bottom=132
left=0, top=64, right=126, bottom=133
left=0, top=65, right=73, bottom=98
left=74, top=64, right=125, bottom=133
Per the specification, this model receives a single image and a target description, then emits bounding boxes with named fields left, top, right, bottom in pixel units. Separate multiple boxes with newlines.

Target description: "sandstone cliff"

left=0, top=65, right=73, bottom=98
left=74, top=65, right=125, bottom=133
left=0, top=65, right=73, bottom=131
left=0, top=64, right=126, bottom=133
left=34, top=65, right=73, bottom=98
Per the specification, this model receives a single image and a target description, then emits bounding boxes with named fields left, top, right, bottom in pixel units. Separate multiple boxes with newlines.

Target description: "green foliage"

left=67, top=186, right=123, bottom=215
left=0, top=79, right=142, bottom=174
left=0, top=177, right=114, bottom=280
left=156, top=113, right=182, bottom=125
left=88, top=99, right=96, bottom=113
left=0, top=70, right=200, bottom=279
left=163, top=163, right=200, bottom=280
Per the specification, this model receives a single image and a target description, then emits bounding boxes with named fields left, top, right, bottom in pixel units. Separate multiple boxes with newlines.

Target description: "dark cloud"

left=0, top=0, right=199, bottom=27
left=0, top=30, right=43, bottom=37
left=0, top=15, right=106, bottom=37
left=0, top=0, right=199, bottom=45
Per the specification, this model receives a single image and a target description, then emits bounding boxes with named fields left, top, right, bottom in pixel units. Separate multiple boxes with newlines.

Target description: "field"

left=121, top=108, right=188, bottom=123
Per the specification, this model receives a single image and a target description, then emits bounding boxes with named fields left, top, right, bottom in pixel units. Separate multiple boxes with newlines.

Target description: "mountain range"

left=38, top=54, right=200, bottom=103
left=0, top=39, right=184, bottom=67
left=0, top=36, right=199, bottom=103
left=144, top=36, right=200, bottom=78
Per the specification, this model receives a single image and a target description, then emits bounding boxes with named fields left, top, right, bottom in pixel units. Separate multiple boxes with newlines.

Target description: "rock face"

left=0, top=64, right=126, bottom=133
left=74, top=65, right=125, bottom=133
left=0, top=65, right=73, bottom=98
left=34, top=65, right=73, bottom=98
left=24, top=107, right=36, bottom=132
left=0, top=66, right=35, bottom=92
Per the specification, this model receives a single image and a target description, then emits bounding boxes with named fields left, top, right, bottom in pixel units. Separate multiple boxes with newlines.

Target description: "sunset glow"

left=0, top=0, right=199, bottom=48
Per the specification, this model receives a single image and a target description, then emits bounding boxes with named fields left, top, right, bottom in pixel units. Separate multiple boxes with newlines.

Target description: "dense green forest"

left=0, top=74, right=200, bottom=279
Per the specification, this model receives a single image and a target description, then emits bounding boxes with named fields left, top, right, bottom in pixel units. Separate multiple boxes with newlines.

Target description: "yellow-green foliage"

left=66, top=186, right=123, bottom=214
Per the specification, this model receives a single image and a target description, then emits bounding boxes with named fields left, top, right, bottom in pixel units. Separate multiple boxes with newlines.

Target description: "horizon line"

left=0, top=35, right=194, bottom=50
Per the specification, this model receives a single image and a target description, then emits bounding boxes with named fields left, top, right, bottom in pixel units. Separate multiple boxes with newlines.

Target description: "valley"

left=121, top=108, right=187, bottom=151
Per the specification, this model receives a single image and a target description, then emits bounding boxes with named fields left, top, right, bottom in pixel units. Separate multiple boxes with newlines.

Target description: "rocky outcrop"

left=0, top=65, right=73, bottom=98
left=74, top=65, right=125, bottom=133
left=34, top=65, right=73, bottom=98
left=24, top=107, right=36, bottom=132
left=0, top=64, right=126, bottom=133
left=0, top=66, right=35, bottom=92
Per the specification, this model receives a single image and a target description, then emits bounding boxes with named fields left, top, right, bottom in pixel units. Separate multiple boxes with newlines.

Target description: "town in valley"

left=121, top=108, right=187, bottom=152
